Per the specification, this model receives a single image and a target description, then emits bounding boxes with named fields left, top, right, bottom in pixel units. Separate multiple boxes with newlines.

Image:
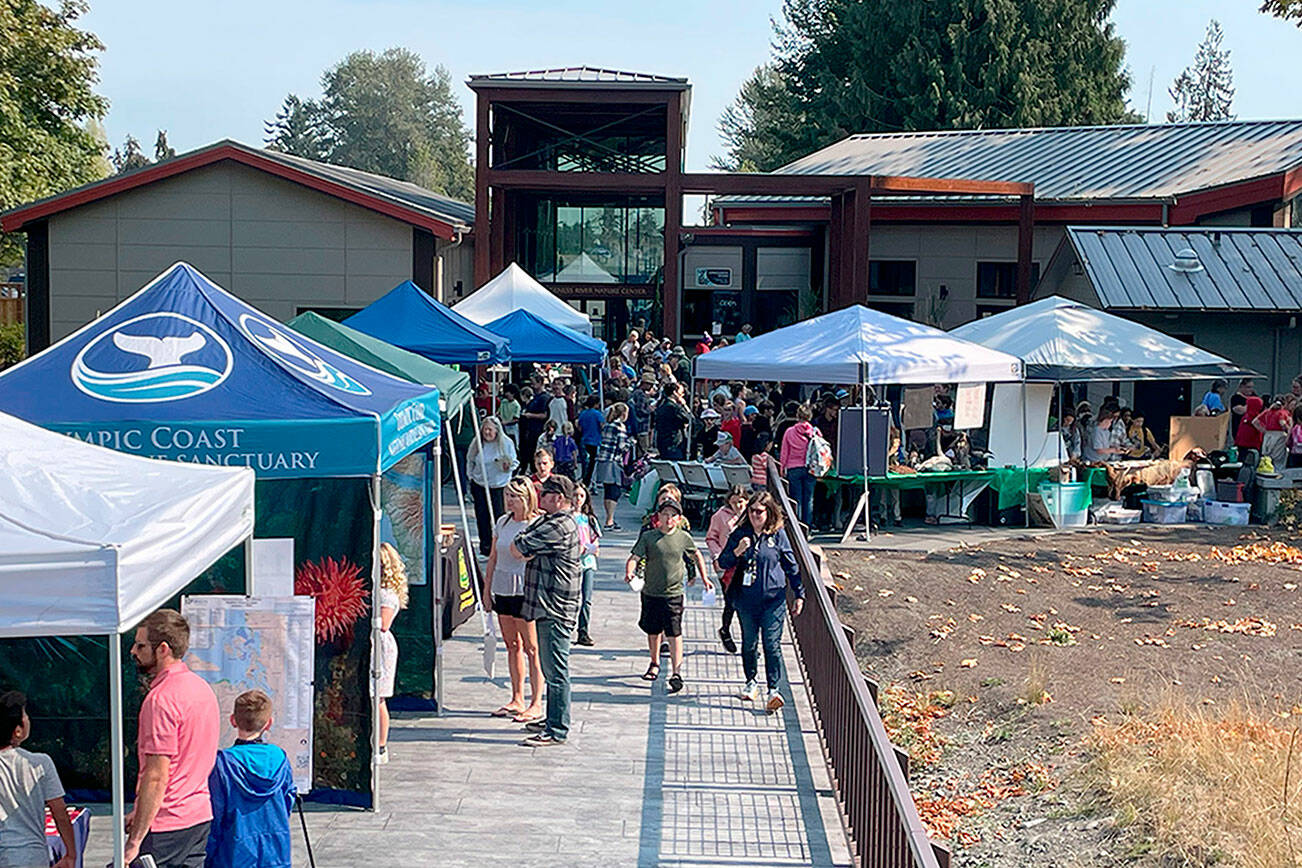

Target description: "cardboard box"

left=1169, top=414, right=1229, bottom=460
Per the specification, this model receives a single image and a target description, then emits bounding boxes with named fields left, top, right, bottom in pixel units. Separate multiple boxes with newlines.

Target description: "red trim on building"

left=1167, top=174, right=1285, bottom=223
left=716, top=202, right=1168, bottom=225
left=1, top=144, right=463, bottom=240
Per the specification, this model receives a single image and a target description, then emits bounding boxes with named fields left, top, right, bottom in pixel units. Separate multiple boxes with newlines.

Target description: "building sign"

left=554, top=283, right=657, bottom=299
left=695, top=267, right=733, bottom=288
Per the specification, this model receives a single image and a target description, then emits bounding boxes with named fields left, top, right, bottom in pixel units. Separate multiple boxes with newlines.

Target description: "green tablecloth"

left=821, top=465, right=1107, bottom=510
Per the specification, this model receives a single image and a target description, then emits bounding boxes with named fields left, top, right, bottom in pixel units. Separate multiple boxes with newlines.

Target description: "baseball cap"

left=716, top=431, right=732, bottom=444
left=656, top=499, right=683, bottom=515
left=744, top=405, right=758, bottom=416
left=540, top=475, right=575, bottom=501
left=701, top=407, right=721, bottom=420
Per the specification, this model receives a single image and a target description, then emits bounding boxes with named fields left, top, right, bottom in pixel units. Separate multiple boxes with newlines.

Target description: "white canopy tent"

left=949, top=296, right=1250, bottom=382
left=695, top=305, right=1024, bottom=385
left=542, top=252, right=618, bottom=284
left=0, top=410, right=256, bottom=867
left=950, top=296, right=1255, bottom=469
left=694, top=305, right=1025, bottom=539
left=454, top=262, right=594, bottom=336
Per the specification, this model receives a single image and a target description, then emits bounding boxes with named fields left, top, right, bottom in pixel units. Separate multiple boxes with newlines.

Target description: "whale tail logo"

left=112, top=331, right=207, bottom=368
left=72, top=313, right=233, bottom=403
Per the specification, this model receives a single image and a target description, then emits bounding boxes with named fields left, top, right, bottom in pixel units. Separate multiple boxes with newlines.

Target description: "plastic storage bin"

left=1038, top=482, right=1091, bottom=528
left=1185, top=498, right=1205, bottom=522
left=1216, top=480, right=1246, bottom=503
left=1098, top=505, right=1141, bottom=524
left=1204, top=499, right=1251, bottom=526
left=1141, top=499, right=1188, bottom=524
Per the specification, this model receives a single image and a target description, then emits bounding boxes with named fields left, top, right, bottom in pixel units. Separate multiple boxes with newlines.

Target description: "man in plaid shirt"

left=510, top=475, right=582, bottom=746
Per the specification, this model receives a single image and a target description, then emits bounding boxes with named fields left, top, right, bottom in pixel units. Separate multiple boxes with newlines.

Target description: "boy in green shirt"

left=626, top=500, right=712, bottom=693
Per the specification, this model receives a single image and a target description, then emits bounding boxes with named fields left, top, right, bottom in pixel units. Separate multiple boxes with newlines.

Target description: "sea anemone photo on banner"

left=295, top=556, right=370, bottom=644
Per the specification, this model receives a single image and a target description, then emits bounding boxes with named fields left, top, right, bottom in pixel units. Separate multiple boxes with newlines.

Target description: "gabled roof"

left=468, top=66, right=689, bottom=90
left=774, top=120, right=1302, bottom=202
left=0, top=140, right=473, bottom=238
left=1059, top=226, right=1302, bottom=311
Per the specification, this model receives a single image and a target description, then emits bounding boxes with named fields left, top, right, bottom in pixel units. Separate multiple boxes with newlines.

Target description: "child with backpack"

left=205, top=690, right=296, bottom=868
left=552, top=421, right=581, bottom=481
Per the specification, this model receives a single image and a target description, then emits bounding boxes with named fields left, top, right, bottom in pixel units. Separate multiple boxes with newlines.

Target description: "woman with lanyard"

left=467, top=416, right=517, bottom=557
left=592, top=402, right=632, bottom=530
left=717, top=491, right=805, bottom=714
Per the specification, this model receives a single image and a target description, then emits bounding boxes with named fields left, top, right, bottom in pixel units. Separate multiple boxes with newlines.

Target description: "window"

left=976, top=261, right=1040, bottom=299
left=868, top=260, right=916, bottom=296
left=522, top=196, right=664, bottom=285
left=295, top=306, right=360, bottom=322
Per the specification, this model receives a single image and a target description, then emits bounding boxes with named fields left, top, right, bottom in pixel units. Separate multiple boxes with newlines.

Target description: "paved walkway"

left=84, top=498, right=851, bottom=866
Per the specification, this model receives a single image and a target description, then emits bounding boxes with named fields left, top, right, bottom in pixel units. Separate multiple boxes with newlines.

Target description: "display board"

left=182, top=595, right=316, bottom=793
left=988, top=383, right=1060, bottom=468
left=835, top=406, right=891, bottom=477
left=901, top=387, right=933, bottom=431
left=953, top=383, right=986, bottom=430
left=1169, top=414, right=1230, bottom=460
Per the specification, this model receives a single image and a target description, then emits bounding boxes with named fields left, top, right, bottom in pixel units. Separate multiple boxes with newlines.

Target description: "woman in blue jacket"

left=717, top=490, right=805, bottom=714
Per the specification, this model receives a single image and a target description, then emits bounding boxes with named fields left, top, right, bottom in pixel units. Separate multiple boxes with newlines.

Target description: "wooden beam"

left=852, top=180, right=871, bottom=309
left=827, top=193, right=843, bottom=308
left=473, top=94, right=491, bottom=288
left=662, top=91, right=684, bottom=341
left=1016, top=194, right=1035, bottom=305
left=483, top=169, right=667, bottom=192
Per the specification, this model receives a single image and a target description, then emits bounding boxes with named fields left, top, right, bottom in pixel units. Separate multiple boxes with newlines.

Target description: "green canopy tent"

left=288, top=312, right=476, bottom=710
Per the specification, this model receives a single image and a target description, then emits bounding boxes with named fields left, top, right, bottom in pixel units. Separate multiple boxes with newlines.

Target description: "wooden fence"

left=0, top=296, right=22, bottom=327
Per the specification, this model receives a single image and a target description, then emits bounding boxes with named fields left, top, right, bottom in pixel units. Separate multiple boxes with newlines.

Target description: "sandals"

left=667, top=673, right=684, bottom=694
left=642, top=662, right=660, bottom=681
left=513, top=708, right=544, bottom=724
left=491, top=705, right=522, bottom=718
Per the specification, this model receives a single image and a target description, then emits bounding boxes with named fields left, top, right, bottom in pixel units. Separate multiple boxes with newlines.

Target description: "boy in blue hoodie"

left=205, top=690, right=295, bottom=868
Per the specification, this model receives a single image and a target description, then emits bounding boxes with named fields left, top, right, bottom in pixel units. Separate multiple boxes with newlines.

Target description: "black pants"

left=470, top=481, right=505, bottom=557
left=141, top=821, right=210, bottom=868
left=583, top=444, right=598, bottom=484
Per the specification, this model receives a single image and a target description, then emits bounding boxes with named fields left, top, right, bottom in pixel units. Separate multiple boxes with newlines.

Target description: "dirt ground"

left=826, top=525, right=1302, bottom=867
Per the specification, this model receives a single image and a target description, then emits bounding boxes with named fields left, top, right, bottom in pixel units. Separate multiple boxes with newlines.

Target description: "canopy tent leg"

left=244, top=537, right=256, bottom=596
left=1022, top=381, right=1031, bottom=530
left=368, top=473, right=382, bottom=812
left=444, top=419, right=475, bottom=720
left=861, top=367, right=871, bottom=542
left=598, top=366, right=604, bottom=411
left=110, top=636, right=125, bottom=868
left=431, top=441, right=444, bottom=716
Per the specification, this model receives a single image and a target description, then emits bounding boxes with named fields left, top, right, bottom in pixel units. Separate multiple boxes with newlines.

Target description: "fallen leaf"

left=960, top=658, right=978, bottom=668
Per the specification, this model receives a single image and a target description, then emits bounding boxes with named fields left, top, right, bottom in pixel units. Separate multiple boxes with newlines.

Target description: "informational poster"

left=953, top=383, right=987, bottom=430
left=901, top=387, right=934, bottom=430
left=182, top=595, right=316, bottom=793
left=251, top=538, right=294, bottom=597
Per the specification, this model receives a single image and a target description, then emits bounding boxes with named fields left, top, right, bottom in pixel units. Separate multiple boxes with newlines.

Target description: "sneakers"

left=376, top=745, right=389, bottom=765
left=718, top=627, right=737, bottom=654
left=739, top=681, right=761, bottom=702
left=766, top=691, right=785, bottom=714
left=523, top=720, right=546, bottom=733
left=575, top=633, right=595, bottom=647
left=520, top=732, right=566, bottom=747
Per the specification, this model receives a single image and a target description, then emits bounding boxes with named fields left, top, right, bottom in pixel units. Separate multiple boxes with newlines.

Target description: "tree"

left=1166, top=20, right=1234, bottom=123
left=154, top=130, right=176, bottom=162
left=1260, top=0, right=1302, bottom=26
left=264, top=95, right=326, bottom=159
left=111, top=135, right=150, bottom=173
left=265, top=49, right=474, bottom=201
left=0, top=0, right=109, bottom=262
left=714, top=0, right=1140, bottom=172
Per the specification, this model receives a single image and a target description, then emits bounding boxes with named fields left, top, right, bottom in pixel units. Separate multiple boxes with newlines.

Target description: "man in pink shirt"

left=126, top=609, right=219, bottom=867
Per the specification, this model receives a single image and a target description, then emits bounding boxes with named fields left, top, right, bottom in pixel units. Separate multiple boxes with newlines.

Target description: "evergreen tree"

left=0, top=0, right=109, bottom=262
left=715, top=0, right=1140, bottom=172
left=265, top=49, right=474, bottom=201
left=154, top=130, right=176, bottom=161
left=111, top=135, right=150, bottom=173
left=264, top=95, right=326, bottom=158
left=1260, top=0, right=1302, bottom=26
left=1166, top=20, right=1234, bottom=123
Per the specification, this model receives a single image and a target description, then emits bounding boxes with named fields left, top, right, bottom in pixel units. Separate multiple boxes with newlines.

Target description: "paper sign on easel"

left=953, top=383, right=986, bottom=430
left=251, top=538, right=295, bottom=598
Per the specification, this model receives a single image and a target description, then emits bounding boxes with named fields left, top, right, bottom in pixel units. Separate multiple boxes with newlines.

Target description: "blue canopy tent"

left=344, top=280, right=511, bottom=365
left=0, top=262, right=441, bottom=811
left=484, top=308, right=607, bottom=364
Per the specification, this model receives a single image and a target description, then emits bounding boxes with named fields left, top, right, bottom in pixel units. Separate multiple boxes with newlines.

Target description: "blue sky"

left=84, top=0, right=1302, bottom=174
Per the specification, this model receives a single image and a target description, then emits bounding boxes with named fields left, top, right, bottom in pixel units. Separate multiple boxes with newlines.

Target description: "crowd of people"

left=1200, top=376, right=1302, bottom=468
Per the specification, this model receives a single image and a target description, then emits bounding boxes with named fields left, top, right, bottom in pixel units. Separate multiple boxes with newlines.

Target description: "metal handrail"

left=766, top=456, right=947, bottom=868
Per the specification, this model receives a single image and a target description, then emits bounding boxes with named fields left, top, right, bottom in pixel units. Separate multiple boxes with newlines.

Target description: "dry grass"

left=1018, top=651, right=1052, bottom=707
left=1086, top=692, right=1302, bottom=866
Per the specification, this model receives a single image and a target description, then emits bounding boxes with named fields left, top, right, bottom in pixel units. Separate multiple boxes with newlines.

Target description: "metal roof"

left=468, top=66, right=690, bottom=90
left=1, top=139, right=473, bottom=235
left=256, top=147, right=475, bottom=226
left=717, top=120, right=1302, bottom=206
left=1064, top=226, right=1302, bottom=311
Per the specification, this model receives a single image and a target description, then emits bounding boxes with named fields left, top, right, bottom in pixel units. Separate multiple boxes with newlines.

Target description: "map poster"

left=182, top=595, right=316, bottom=793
